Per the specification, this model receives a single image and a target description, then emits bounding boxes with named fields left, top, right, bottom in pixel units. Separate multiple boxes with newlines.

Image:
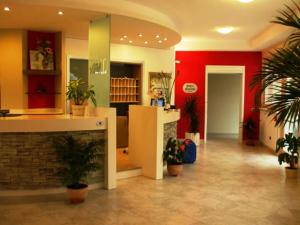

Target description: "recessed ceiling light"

left=123, top=35, right=127, bottom=39
left=4, top=6, right=10, bottom=11
left=155, top=35, right=160, bottom=38
left=129, top=40, right=133, bottom=43
left=158, top=40, right=162, bottom=43
left=216, top=27, right=234, bottom=35
left=58, top=11, right=64, bottom=15
left=144, top=41, right=148, bottom=44
left=239, top=0, right=253, bottom=3
left=164, top=37, right=168, bottom=41
left=138, top=33, right=143, bottom=37
left=120, top=38, right=124, bottom=41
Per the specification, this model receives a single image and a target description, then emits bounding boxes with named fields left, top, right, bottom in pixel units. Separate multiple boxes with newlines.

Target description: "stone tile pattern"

left=1, top=139, right=300, bottom=225
left=0, top=131, right=105, bottom=190
left=163, top=122, right=177, bottom=150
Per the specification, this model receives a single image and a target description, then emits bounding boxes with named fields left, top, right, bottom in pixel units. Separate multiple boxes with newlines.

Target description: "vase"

left=285, top=167, right=298, bottom=179
left=167, top=164, right=183, bottom=176
left=185, top=132, right=200, bottom=146
left=72, top=105, right=86, bottom=116
left=67, top=184, right=88, bottom=204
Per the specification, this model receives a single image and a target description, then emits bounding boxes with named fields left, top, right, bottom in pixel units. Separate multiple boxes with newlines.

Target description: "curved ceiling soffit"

left=6, top=0, right=180, bottom=35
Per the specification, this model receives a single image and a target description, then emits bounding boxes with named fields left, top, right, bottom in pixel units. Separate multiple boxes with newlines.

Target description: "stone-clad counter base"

left=0, top=130, right=105, bottom=190
left=163, top=122, right=177, bottom=150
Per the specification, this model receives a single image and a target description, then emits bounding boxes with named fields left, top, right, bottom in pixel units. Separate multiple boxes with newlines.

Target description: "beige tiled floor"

left=1, top=138, right=300, bottom=225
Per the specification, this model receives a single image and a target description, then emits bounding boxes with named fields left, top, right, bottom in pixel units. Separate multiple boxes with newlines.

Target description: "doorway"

left=205, top=66, right=245, bottom=142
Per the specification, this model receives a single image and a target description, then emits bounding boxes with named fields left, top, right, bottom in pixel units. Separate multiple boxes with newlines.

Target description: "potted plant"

left=158, top=71, right=175, bottom=110
left=276, top=133, right=299, bottom=178
left=53, top=135, right=103, bottom=203
left=66, top=79, right=97, bottom=116
left=183, top=95, right=200, bottom=146
left=163, top=138, right=187, bottom=176
left=243, top=118, right=256, bottom=146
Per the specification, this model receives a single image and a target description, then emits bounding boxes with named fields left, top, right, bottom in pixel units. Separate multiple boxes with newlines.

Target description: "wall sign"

left=183, top=83, right=198, bottom=94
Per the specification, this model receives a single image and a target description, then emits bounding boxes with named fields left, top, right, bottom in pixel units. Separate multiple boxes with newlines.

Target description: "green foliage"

left=66, top=79, right=97, bottom=106
left=276, top=133, right=300, bottom=168
left=53, top=136, right=104, bottom=187
left=158, top=72, right=175, bottom=105
left=183, top=95, right=199, bottom=133
left=163, top=138, right=188, bottom=165
left=250, top=1, right=300, bottom=128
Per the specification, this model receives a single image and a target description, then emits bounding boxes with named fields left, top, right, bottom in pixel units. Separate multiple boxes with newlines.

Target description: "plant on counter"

left=53, top=135, right=104, bottom=203
left=66, top=79, right=97, bottom=116
left=158, top=71, right=175, bottom=109
left=183, top=95, right=200, bottom=146
left=276, top=133, right=300, bottom=170
left=163, top=137, right=188, bottom=176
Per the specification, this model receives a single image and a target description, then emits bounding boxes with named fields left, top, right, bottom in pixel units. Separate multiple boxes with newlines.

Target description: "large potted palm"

left=183, top=95, right=200, bottom=146
left=66, top=79, right=97, bottom=116
left=251, top=2, right=300, bottom=170
left=53, top=136, right=103, bottom=203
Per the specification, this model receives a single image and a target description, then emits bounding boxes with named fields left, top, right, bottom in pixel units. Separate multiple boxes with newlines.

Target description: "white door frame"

left=205, top=65, right=245, bottom=142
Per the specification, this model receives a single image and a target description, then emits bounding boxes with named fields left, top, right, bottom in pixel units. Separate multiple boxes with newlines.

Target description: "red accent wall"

left=28, top=75, right=55, bottom=108
left=175, top=51, right=262, bottom=140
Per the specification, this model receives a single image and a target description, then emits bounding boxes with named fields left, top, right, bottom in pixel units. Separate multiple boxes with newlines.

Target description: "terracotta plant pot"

left=67, top=184, right=88, bottom=204
left=167, top=164, right=183, bottom=176
left=72, top=105, right=86, bottom=116
left=285, top=167, right=298, bottom=179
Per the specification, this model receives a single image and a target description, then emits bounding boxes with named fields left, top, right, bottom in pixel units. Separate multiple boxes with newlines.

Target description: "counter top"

left=9, top=108, right=64, bottom=115
left=0, top=114, right=106, bottom=132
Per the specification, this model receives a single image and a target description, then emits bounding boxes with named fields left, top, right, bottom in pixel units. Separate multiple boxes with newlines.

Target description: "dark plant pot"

left=167, top=164, right=183, bottom=176
left=67, top=183, right=88, bottom=204
left=245, top=139, right=255, bottom=146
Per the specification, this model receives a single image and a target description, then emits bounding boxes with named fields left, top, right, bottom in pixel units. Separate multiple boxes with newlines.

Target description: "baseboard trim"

left=117, top=168, right=142, bottom=180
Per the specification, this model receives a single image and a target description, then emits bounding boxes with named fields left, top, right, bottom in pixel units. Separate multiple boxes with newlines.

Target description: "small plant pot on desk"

left=67, top=184, right=88, bottom=204
left=167, top=164, right=183, bottom=176
left=71, top=105, right=86, bottom=116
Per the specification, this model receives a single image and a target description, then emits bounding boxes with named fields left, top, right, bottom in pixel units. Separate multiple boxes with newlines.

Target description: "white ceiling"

left=0, top=0, right=294, bottom=50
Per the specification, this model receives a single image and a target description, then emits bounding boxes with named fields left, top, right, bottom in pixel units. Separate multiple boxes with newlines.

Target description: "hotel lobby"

left=1, top=0, right=300, bottom=224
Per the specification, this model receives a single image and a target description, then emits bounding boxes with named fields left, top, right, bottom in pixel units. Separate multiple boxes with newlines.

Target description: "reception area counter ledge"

left=0, top=108, right=116, bottom=195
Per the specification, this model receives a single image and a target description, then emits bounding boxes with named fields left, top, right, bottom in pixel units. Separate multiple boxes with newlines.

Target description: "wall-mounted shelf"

left=23, top=69, right=60, bottom=76
left=110, top=78, right=139, bottom=103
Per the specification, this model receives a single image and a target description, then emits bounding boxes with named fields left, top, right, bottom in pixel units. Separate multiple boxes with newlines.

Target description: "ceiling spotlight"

left=129, top=40, right=133, bottom=43
left=158, top=40, right=162, bottom=43
left=216, top=27, right=234, bottom=35
left=144, top=41, right=148, bottom=44
left=155, top=34, right=160, bottom=38
left=138, top=33, right=143, bottom=37
left=164, top=37, right=168, bottom=41
left=120, top=38, right=124, bottom=41
left=123, top=35, right=127, bottom=38
left=4, top=6, right=10, bottom=11
left=58, top=11, right=64, bottom=15
left=239, top=0, right=253, bottom=3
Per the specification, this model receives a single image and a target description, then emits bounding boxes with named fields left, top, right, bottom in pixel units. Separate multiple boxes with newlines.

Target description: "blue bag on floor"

left=183, top=139, right=196, bottom=164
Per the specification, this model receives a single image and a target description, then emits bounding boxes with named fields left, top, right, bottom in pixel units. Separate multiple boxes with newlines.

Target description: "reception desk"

left=128, top=105, right=180, bottom=179
left=0, top=107, right=116, bottom=194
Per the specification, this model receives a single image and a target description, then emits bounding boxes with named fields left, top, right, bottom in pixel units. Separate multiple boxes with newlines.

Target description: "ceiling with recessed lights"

left=0, top=0, right=294, bottom=50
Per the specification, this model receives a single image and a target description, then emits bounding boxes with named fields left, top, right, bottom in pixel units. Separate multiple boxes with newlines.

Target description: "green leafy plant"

left=276, top=133, right=300, bottom=169
left=66, top=79, right=97, bottom=106
left=164, top=138, right=188, bottom=165
left=158, top=72, right=175, bottom=105
left=53, top=136, right=104, bottom=188
left=183, top=95, right=200, bottom=133
left=251, top=1, right=300, bottom=128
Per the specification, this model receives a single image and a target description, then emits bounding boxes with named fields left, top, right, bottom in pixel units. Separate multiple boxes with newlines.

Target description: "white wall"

left=207, top=74, right=241, bottom=135
left=259, top=109, right=281, bottom=150
left=65, top=38, right=175, bottom=105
